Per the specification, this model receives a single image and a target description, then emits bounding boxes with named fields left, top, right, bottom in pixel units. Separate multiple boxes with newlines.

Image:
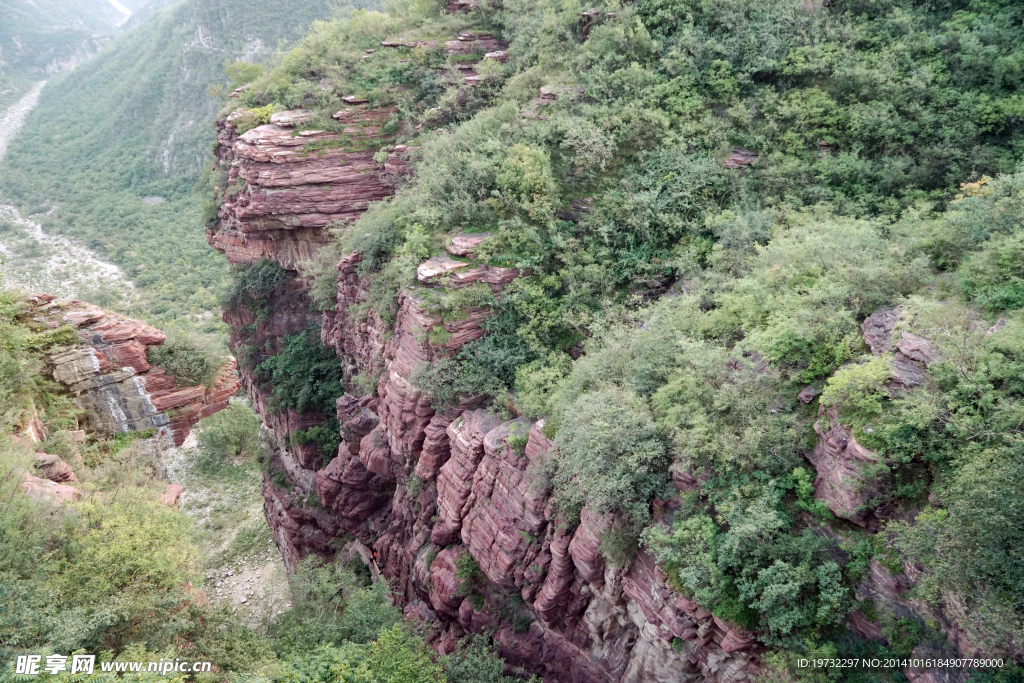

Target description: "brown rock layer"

left=807, top=408, right=883, bottom=527
left=206, top=107, right=408, bottom=270
left=22, top=296, right=239, bottom=446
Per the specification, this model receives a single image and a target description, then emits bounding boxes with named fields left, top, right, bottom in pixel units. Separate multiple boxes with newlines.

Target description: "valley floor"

left=0, top=84, right=133, bottom=301
left=163, top=426, right=291, bottom=629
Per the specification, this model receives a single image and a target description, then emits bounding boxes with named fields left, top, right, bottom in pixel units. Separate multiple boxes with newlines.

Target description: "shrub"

left=651, top=340, right=801, bottom=477
left=455, top=551, right=483, bottom=590
left=256, top=323, right=344, bottom=416
left=225, top=60, right=266, bottom=89
left=883, top=445, right=1024, bottom=616
left=553, top=387, right=669, bottom=528
left=197, top=400, right=261, bottom=459
left=277, top=626, right=444, bottom=683
left=270, top=557, right=402, bottom=655
left=221, top=259, right=287, bottom=318
left=819, top=355, right=893, bottom=427
left=442, top=635, right=524, bottom=683
left=422, top=283, right=495, bottom=322
left=409, top=357, right=505, bottom=411
left=148, top=334, right=221, bottom=386
left=460, top=303, right=536, bottom=389
left=293, top=418, right=343, bottom=467
left=643, top=487, right=852, bottom=641
left=959, top=231, right=1024, bottom=314
left=233, top=104, right=276, bottom=134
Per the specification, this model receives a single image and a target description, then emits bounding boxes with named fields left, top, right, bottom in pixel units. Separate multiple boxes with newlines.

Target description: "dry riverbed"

left=0, top=83, right=134, bottom=301
left=164, top=430, right=292, bottom=629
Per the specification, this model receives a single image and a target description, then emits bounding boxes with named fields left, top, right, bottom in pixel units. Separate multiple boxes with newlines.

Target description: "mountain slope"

left=0, top=0, right=348, bottom=329
left=0, top=0, right=125, bottom=110
left=201, top=0, right=1024, bottom=679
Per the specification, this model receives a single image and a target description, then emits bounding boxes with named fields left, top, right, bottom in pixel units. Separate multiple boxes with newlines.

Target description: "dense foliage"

left=197, top=400, right=262, bottom=459
left=147, top=333, right=222, bottom=387
left=255, top=323, right=346, bottom=461
left=224, top=0, right=1024, bottom=675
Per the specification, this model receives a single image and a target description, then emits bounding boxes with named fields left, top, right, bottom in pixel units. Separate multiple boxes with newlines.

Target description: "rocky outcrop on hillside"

left=20, top=294, right=239, bottom=446
left=807, top=409, right=884, bottom=528
left=801, top=308, right=1024, bottom=674
left=206, top=105, right=411, bottom=270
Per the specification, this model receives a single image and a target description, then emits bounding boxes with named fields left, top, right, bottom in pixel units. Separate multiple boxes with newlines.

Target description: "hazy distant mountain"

left=0, top=0, right=130, bottom=109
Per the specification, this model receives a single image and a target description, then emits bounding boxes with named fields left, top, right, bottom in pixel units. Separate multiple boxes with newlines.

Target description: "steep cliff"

left=206, top=105, right=768, bottom=680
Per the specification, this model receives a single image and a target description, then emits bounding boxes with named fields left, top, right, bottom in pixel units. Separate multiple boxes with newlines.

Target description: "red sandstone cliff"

left=204, top=95, right=989, bottom=680
left=20, top=294, right=240, bottom=447
left=204, top=100, right=764, bottom=677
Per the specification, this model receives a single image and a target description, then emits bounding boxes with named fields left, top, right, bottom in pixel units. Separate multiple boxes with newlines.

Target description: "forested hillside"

left=202, top=0, right=1024, bottom=679
left=0, top=0, right=127, bottom=111
left=0, top=0, right=352, bottom=329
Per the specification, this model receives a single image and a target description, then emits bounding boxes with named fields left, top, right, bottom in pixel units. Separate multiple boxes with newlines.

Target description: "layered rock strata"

left=22, top=295, right=240, bottom=446
left=212, top=238, right=764, bottom=681
left=207, top=105, right=410, bottom=270
left=203, top=92, right=771, bottom=679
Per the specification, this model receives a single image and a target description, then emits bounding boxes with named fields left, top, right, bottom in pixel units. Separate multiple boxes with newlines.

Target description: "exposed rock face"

left=212, top=241, right=767, bottom=681
left=860, top=306, right=936, bottom=389
left=808, top=408, right=883, bottom=527
left=206, top=106, right=410, bottom=270
left=446, top=232, right=491, bottom=256
left=722, top=148, right=758, bottom=169
left=19, top=471, right=82, bottom=504
left=321, top=251, right=389, bottom=381
left=805, top=307, right=945, bottom=526
left=22, top=295, right=240, bottom=446
left=861, top=307, right=900, bottom=354
left=205, top=95, right=766, bottom=679
left=34, top=452, right=78, bottom=483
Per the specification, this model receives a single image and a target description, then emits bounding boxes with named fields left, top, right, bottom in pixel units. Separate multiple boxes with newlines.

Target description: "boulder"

left=806, top=408, right=884, bottom=526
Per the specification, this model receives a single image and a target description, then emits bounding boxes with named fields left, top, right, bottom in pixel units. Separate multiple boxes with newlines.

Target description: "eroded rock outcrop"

left=807, top=408, right=884, bottom=527
left=21, top=295, right=240, bottom=446
left=804, top=307, right=942, bottom=526
left=261, top=247, right=766, bottom=680
left=206, top=106, right=410, bottom=270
